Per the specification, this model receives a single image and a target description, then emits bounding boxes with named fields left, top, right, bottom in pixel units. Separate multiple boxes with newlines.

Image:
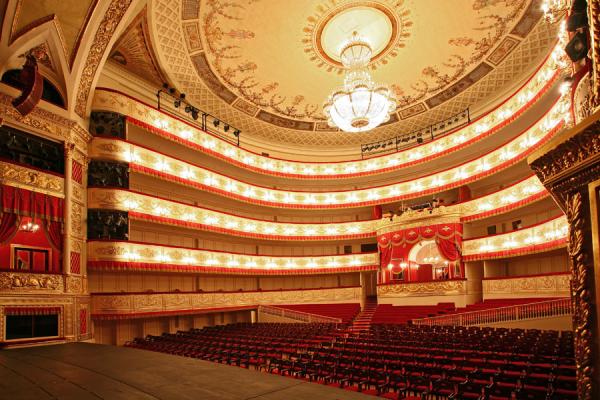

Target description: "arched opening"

left=1, top=69, right=66, bottom=108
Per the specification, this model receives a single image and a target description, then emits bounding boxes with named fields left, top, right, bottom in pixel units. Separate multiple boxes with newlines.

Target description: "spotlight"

left=185, top=105, right=192, bottom=113
left=213, top=119, right=220, bottom=127
left=191, top=109, right=199, bottom=120
left=233, top=129, right=240, bottom=137
left=169, top=87, right=176, bottom=95
left=224, top=124, right=230, bottom=132
left=565, top=31, right=588, bottom=62
left=162, top=83, right=169, bottom=89
left=174, top=93, right=186, bottom=108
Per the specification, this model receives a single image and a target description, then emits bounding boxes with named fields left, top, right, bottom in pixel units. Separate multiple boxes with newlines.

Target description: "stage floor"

left=0, top=343, right=376, bottom=400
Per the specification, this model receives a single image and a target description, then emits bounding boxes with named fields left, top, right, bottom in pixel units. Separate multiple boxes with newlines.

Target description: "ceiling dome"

left=144, top=0, right=558, bottom=153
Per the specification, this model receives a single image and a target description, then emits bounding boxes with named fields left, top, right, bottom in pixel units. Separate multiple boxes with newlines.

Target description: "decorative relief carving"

left=482, top=274, right=570, bottom=296
left=377, top=280, right=466, bottom=297
left=0, top=272, right=63, bottom=291
left=92, top=287, right=361, bottom=315
left=75, top=0, right=134, bottom=117
left=71, top=202, right=83, bottom=238
left=565, top=191, right=593, bottom=399
left=530, top=122, right=600, bottom=184
left=0, top=160, right=64, bottom=197
left=573, top=72, right=593, bottom=124
left=0, top=94, right=91, bottom=151
left=65, top=276, right=83, bottom=294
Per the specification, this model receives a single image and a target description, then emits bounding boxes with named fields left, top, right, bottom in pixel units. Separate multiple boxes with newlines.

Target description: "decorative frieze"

left=377, top=280, right=467, bottom=297
left=91, top=287, right=361, bottom=316
left=0, top=272, right=63, bottom=292
left=0, top=160, right=64, bottom=197
left=483, top=273, right=570, bottom=298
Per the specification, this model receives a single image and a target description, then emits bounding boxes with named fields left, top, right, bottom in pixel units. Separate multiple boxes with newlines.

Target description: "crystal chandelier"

left=323, top=32, right=396, bottom=132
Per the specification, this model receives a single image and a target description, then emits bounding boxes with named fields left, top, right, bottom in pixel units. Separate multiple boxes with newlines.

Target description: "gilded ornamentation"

left=0, top=272, right=62, bottom=291
left=71, top=203, right=83, bottom=237
left=0, top=161, right=64, bottom=197
left=482, top=274, right=570, bottom=297
left=565, top=192, right=593, bottom=399
left=92, top=287, right=361, bottom=315
left=573, top=72, right=593, bottom=124
left=65, top=276, right=83, bottom=294
left=530, top=122, right=600, bottom=184
left=589, top=0, right=600, bottom=107
left=378, top=280, right=466, bottom=297
left=75, top=0, right=134, bottom=117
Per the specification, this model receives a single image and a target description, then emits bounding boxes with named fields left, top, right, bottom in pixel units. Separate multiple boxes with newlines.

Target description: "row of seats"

left=126, top=323, right=576, bottom=399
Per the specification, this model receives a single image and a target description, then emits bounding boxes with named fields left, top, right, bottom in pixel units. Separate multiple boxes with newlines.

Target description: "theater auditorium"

left=0, top=0, right=598, bottom=399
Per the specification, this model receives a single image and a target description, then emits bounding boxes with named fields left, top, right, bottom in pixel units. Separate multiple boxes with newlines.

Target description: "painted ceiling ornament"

left=303, top=0, right=412, bottom=73
left=323, top=31, right=397, bottom=132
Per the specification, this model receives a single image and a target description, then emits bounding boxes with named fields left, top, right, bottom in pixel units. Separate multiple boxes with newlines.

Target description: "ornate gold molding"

left=528, top=110, right=600, bottom=400
left=482, top=274, right=570, bottom=297
left=0, top=272, right=64, bottom=292
left=75, top=0, right=133, bottom=118
left=377, top=212, right=462, bottom=234
left=566, top=192, right=593, bottom=399
left=377, top=280, right=466, bottom=297
left=0, top=161, right=64, bottom=197
left=91, top=287, right=361, bottom=316
left=0, top=93, right=91, bottom=151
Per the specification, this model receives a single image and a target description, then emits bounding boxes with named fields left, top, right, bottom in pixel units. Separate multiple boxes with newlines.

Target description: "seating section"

left=126, top=323, right=576, bottom=400
left=371, top=303, right=456, bottom=325
left=276, top=303, right=361, bottom=323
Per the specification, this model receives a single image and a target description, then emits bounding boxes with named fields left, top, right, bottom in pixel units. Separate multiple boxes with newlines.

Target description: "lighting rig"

left=156, top=84, right=241, bottom=146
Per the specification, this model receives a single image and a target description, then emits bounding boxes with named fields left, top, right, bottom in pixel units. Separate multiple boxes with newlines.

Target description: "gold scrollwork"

left=0, top=272, right=63, bottom=291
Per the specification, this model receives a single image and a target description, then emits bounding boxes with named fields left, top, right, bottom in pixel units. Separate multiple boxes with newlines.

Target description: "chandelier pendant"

left=323, top=31, right=396, bottom=133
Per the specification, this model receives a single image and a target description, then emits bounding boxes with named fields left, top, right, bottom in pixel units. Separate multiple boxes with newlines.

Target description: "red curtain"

left=0, top=213, right=20, bottom=244
left=436, top=236, right=461, bottom=261
left=1, top=184, right=64, bottom=221
left=44, top=220, right=63, bottom=251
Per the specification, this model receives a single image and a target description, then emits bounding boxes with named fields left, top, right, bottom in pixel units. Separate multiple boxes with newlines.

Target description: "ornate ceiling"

left=116, top=0, right=560, bottom=151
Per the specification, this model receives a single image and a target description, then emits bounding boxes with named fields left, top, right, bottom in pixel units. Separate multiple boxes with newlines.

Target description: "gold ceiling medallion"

left=303, top=0, right=412, bottom=73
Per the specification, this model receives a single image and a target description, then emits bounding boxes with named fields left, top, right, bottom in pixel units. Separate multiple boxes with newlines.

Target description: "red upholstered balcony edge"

left=482, top=271, right=570, bottom=280
left=87, top=238, right=379, bottom=257
left=91, top=305, right=257, bottom=320
left=129, top=212, right=375, bottom=241
left=462, top=238, right=567, bottom=261
left=95, top=48, right=558, bottom=176
left=465, top=214, right=565, bottom=240
left=87, top=261, right=378, bottom=275
left=124, top=118, right=563, bottom=209
left=91, top=285, right=361, bottom=296
left=461, top=190, right=548, bottom=222
left=376, top=278, right=467, bottom=287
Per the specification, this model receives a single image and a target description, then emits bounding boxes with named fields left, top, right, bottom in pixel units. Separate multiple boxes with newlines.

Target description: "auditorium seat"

left=126, top=323, right=575, bottom=399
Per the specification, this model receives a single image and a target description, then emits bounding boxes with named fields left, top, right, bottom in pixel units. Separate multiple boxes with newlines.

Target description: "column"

left=63, top=142, right=74, bottom=276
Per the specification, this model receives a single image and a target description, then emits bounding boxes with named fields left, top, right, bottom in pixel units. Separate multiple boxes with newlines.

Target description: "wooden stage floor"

left=0, top=343, right=376, bottom=400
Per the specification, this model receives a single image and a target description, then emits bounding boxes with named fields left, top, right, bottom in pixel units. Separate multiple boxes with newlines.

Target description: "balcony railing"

left=257, top=305, right=342, bottom=324
left=412, top=298, right=572, bottom=327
